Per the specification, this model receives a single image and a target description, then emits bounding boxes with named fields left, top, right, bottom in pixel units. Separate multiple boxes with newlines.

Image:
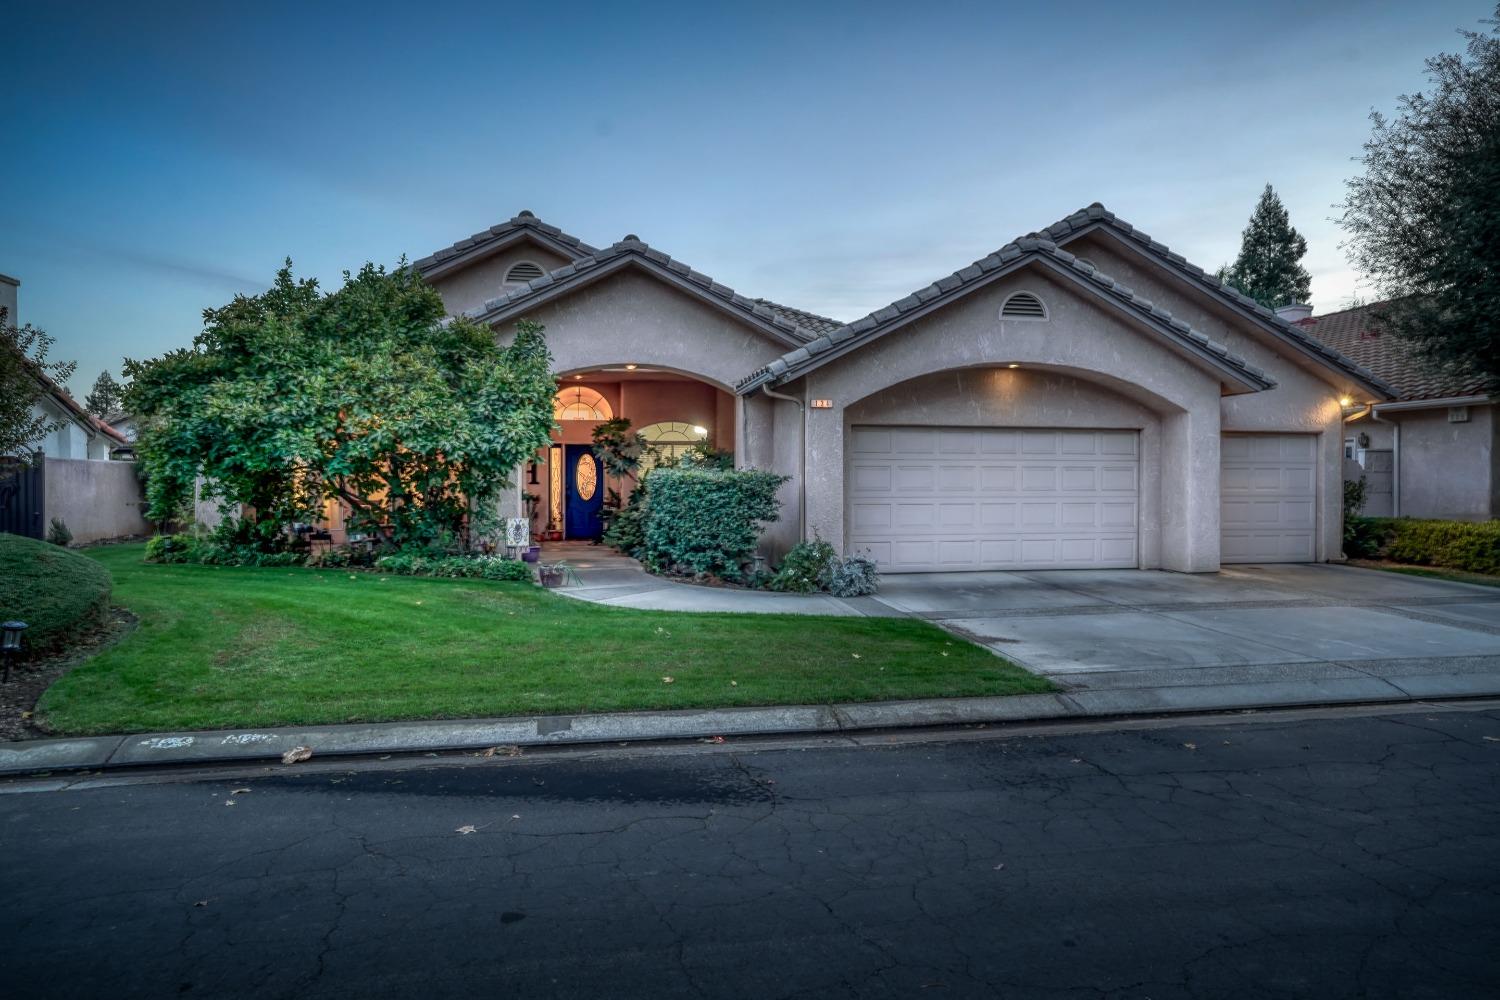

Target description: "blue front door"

left=564, top=444, right=604, bottom=540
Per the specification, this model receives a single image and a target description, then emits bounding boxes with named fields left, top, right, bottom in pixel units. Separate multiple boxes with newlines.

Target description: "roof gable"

left=1042, top=204, right=1393, bottom=398
left=467, top=237, right=819, bottom=349
left=738, top=237, right=1275, bottom=395
left=414, top=211, right=596, bottom=281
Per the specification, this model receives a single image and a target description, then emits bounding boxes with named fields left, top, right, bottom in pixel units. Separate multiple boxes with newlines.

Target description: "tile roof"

left=413, top=211, right=597, bottom=278
left=1040, top=203, right=1393, bottom=397
left=737, top=236, right=1276, bottom=394
left=1295, top=301, right=1492, bottom=402
left=752, top=299, right=843, bottom=337
left=465, top=237, right=819, bottom=346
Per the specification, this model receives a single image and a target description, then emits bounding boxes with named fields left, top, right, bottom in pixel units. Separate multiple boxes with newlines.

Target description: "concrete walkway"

left=543, top=542, right=894, bottom=616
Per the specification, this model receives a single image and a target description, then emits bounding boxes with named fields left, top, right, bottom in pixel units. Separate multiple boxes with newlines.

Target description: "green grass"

left=0, top=533, right=111, bottom=652
left=1349, top=559, right=1500, bottom=589
left=37, top=544, right=1051, bottom=735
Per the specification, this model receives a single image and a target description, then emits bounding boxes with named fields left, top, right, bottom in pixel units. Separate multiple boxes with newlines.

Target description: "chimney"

left=1275, top=302, right=1313, bottom=324
left=0, top=273, right=17, bottom=327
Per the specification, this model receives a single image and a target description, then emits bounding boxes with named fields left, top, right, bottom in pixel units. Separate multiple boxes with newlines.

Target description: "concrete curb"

left=5, top=674, right=1500, bottom=777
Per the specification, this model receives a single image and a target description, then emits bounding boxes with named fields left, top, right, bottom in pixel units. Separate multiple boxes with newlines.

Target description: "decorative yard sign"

left=506, top=517, right=531, bottom=548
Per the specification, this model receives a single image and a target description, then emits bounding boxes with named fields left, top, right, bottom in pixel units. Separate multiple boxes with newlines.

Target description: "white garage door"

left=848, top=426, right=1139, bottom=572
left=1220, top=434, right=1317, bottom=563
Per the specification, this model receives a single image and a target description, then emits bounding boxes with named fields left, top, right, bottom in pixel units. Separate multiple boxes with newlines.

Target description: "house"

left=1293, top=300, right=1496, bottom=520
left=407, top=204, right=1394, bottom=573
left=1, top=273, right=147, bottom=542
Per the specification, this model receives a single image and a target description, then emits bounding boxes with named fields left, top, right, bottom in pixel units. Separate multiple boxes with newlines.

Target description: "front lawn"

left=36, top=544, right=1050, bottom=735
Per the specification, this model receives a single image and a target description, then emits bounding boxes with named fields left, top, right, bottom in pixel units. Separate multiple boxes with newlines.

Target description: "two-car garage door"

left=848, top=426, right=1139, bottom=572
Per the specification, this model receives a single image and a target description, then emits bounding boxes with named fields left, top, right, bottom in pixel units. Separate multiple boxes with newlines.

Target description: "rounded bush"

left=0, top=533, right=113, bottom=654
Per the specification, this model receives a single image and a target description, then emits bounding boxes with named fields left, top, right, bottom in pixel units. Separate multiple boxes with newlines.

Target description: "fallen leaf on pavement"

left=281, top=746, right=313, bottom=765
left=194, top=900, right=209, bottom=907
left=224, top=800, right=236, bottom=806
left=1183, top=743, right=1198, bottom=750
left=230, top=788, right=251, bottom=795
left=1484, top=736, right=1500, bottom=742
left=456, top=824, right=478, bottom=835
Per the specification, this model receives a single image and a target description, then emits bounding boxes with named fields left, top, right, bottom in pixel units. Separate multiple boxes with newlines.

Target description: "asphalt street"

left=2, top=705, right=1498, bottom=999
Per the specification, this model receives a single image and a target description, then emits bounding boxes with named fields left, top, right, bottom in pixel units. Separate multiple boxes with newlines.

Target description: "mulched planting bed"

left=0, top=607, right=137, bottom=742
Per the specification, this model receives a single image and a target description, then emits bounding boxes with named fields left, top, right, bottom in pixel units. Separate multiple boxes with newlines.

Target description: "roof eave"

left=470, top=253, right=811, bottom=350
left=1059, top=221, right=1395, bottom=400
left=415, top=227, right=594, bottom=281
left=741, top=251, right=1274, bottom=395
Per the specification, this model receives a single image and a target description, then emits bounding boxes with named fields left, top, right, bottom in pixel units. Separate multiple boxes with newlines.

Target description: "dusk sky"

left=2, top=0, right=1491, bottom=396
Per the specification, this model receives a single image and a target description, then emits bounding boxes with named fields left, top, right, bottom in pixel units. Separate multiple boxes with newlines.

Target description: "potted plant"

left=522, top=545, right=542, bottom=563
left=537, top=561, right=580, bottom=588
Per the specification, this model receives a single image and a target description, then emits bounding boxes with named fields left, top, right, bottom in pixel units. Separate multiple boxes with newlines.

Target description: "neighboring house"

left=406, top=204, right=1393, bottom=572
left=1294, top=300, right=1496, bottom=520
left=0, top=273, right=148, bottom=542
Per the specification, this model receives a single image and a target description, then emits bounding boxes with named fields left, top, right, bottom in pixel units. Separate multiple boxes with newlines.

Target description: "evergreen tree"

left=1338, top=4, right=1500, bottom=388
left=85, top=369, right=125, bottom=417
left=1219, top=184, right=1313, bottom=309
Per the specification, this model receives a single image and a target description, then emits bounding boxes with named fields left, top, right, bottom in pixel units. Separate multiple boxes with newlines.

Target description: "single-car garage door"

left=1220, top=433, right=1316, bottom=563
left=848, top=426, right=1139, bottom=572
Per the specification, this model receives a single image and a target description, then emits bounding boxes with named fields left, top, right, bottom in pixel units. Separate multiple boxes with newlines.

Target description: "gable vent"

left=505, top=261, right=545, bottom=284
left=1001, top=291, right=1048, bottom=320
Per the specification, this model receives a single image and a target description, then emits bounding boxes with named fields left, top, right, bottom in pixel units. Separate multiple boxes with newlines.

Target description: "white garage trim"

left=848, top=426, right=1140, bottom=572
left=1221, top=433, right=1317, bottom=563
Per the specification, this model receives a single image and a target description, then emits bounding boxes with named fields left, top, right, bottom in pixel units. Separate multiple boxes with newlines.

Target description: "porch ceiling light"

left=1007, top=363, right=1021, bottom=369
left=1339, top=396, right=1353, bottom=407
left=574, top=374, right=584, bottom=380
left=625, top=364, right=638, bottom=370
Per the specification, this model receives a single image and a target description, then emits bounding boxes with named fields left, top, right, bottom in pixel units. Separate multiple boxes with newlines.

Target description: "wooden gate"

left=0, top=456, right=44, bottom=539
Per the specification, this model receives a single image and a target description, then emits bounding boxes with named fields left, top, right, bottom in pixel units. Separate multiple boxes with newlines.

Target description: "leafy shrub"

left=373, top=553, right=535, bottom=583
left=1344, top=517, right=1500, bottom=575
left=604, top=484, right=649, bottom=557
left=827, top=554, right=879, bottom=597
left=770, top=540, right=837, bottom=593
left=310, top=545, right=375, bottom=568
left=770, top=539, right=880, bottom=596
left=1342, top=477, right=1368, bottom=538
left=642, top=467, right=786, bottom=581
left=0, top=533, right=111, bottom=654
left=46, top=517, right=72, bottom=547
left=144, top=533, right=198, bottom=564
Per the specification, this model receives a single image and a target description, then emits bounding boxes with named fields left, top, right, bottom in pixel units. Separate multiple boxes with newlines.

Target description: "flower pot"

left=522, top=546, right=541, bottom=563
left=539, top=568, right=565, bottom=588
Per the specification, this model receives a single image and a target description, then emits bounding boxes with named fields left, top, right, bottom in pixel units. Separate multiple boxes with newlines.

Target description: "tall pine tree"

left=1219, top=184, right=1313, bottom=309
left=85, top=369, right=125, bottom=417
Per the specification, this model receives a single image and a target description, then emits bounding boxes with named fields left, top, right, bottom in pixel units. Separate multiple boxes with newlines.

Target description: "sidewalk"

left=5, top=656, right=1498, bottom=777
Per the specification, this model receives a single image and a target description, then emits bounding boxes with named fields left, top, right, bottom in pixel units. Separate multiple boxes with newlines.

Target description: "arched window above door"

left=553, top=386, right=613, bottom=421
left=638, top=420, right=708, bottom=469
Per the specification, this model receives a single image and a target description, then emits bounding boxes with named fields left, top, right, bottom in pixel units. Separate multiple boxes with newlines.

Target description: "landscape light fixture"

left=1, top=621, right=26, bottom=683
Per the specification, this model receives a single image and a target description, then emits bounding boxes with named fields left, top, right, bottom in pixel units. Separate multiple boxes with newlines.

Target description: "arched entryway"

left=528, top=365, right=736, bottom=541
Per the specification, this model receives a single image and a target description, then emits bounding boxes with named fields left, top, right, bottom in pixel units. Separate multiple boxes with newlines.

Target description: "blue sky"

left=2, top=0, right=1491, bottom=396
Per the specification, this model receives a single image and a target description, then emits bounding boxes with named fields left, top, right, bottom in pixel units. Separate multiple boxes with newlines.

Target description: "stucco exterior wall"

left=432, top=243, right=574, bottom=318
left=43, top=457, right=151, bottom=543
left=1061, top=234, right=1352, bottom=560
left=1391, top=405, right=1496, bottom=520
left=794, top=267, right=1225, bottom=571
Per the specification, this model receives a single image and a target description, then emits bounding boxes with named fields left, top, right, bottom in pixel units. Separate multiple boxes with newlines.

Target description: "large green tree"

left=1338, top=5, right=1500, bottom=389
left=126, top=261, right=557, bottom=550
left=1, top=308, right=76, bottom=459
left=1218, top=184, right=1313, bottom=309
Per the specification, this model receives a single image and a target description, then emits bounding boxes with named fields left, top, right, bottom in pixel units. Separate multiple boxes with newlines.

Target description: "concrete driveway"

left=871, top=563, right=1500, bottom=698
